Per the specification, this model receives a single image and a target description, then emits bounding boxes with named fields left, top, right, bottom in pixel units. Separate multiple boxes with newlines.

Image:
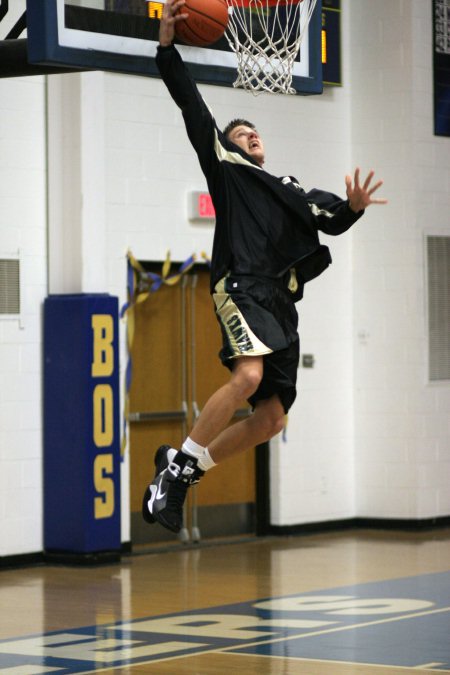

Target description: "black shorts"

left=213, top=274, right=299, bottom=413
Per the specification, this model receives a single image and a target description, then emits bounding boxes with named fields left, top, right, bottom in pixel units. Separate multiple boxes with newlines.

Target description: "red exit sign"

left=188, top=191, right=216, bottom=222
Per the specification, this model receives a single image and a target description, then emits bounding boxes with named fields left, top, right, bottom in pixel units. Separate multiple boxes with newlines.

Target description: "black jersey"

left=156, top=45, right=363, bottom=301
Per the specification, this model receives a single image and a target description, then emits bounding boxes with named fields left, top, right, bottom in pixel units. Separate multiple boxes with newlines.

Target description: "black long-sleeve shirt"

left=156, top=45, right=363, bottom=300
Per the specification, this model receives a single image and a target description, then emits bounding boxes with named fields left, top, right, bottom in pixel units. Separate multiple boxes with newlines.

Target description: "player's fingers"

left=367, top=180, right=384, bottom=195
left=174, top=0, right=187, bottom=11
left=353, top=167, right=361, bottom=189
left=164, top=0, right=185, bottom=17
left=362, top=170, right=375, bottom=192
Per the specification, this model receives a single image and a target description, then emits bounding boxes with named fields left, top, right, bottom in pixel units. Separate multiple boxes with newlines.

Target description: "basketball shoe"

left=142, top=445, right=204, bottom=533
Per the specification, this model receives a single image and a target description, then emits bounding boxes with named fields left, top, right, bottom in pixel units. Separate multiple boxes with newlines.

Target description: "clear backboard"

left=24, top=0, right=322, bottom=94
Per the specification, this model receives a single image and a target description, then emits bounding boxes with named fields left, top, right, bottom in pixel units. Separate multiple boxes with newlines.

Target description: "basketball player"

left=143, top=0, right=387, bottom=533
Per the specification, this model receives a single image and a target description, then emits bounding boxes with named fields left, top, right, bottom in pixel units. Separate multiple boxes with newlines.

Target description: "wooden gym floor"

left=0, top=528, right=450, bottom=673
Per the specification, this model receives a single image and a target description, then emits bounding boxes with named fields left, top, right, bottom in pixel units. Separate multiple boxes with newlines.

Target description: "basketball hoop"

left=224, top=0, right=319, bottom=95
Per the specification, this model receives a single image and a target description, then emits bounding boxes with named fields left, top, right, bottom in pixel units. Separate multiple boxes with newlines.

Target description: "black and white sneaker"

left=142, top=446, right=204, bottom=533
left=142, top=445, right=174, bottom=525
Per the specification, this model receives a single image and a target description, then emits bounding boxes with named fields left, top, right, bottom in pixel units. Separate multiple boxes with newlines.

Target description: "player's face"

left=228, top=125, right=265, bottom=166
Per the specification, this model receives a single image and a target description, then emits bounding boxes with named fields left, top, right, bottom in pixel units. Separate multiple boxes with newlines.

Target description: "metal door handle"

left=128, top=410, right=187, bottom=422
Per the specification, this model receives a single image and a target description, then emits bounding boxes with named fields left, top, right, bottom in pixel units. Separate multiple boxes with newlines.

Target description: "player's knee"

left=264, top=411, right=285, bottom=438
left=243, top=367, right=263, bottom=396
left=255, top=398, right=285, bottom=439
left=231, top=364, right=262, bottom=399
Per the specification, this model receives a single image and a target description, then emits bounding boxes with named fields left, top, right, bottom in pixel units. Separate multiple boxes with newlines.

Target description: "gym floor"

left=1, top=528, right=450, bottom=673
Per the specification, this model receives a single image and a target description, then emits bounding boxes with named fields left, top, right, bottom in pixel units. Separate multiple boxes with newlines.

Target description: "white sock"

left=182, top=437, right=205, bottom=459
left=182, top=437, right=216, bottom=472
left=198, top=448, right=216, bottom=472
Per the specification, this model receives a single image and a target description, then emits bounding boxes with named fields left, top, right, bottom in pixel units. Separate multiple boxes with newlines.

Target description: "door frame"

left=255, top=441, right=271, bottom=536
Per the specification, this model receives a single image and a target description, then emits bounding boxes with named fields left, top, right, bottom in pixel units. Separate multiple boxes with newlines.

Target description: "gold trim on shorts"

left=213, top=276, right=273, bottom=358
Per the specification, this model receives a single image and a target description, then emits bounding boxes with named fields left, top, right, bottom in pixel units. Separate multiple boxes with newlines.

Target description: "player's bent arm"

left=305, top=188, right=364, bottom=236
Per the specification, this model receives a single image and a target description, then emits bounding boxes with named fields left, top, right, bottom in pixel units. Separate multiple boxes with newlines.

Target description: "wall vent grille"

left=0, top=259, right=21, bottom=315
left=427, top=236, right=450, bottom=381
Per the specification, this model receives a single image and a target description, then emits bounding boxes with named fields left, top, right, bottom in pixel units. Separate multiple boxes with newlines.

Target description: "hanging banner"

left=434, top=0, right=450, bottom=136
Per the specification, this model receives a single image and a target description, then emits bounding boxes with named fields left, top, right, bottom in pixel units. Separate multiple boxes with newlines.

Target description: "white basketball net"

left=224, top=0, right=319, bottom=95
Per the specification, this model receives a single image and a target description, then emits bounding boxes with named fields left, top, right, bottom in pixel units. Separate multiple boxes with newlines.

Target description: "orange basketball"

left=175, top=0, right=229, bottom=47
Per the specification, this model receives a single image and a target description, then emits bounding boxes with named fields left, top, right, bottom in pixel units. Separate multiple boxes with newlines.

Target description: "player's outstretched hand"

left=159, top=0, right=188, bottom=47
left=345, top=168, right=388, bottom=213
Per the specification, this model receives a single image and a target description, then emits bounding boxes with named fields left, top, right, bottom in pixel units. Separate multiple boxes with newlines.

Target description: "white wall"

left=351, top=0, right=450, bottom=520
left=268, top=95, right=355, bottom=523
left=0, top=0, right=449, bottom=557
left=0, top=76, right=47, bottom=555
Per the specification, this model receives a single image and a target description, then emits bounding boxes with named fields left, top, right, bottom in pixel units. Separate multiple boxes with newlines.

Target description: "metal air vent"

left=427, top=236, right=450, bottom=381
left=0, top=258, right=20, bottom=315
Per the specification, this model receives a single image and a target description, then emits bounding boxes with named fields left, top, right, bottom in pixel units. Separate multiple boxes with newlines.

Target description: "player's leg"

left=188, top=355, right=264, bottom=448
left=142, top=355, right=263, bottom=532
left=203, top=339, right=299, bottom=463
left=207, top=394, right=285, bottom=464
left=143, top=277, right=298, bottom=534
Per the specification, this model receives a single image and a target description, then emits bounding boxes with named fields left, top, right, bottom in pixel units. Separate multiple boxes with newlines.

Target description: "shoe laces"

left=165, top=475, right=188, bottom=514
left=167, top=461, right=181, bottom=480
left=167, top=460, right=203, bottom=485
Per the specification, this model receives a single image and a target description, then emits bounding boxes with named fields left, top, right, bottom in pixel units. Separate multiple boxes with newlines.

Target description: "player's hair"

left=223, top=118, right=256, bottom=139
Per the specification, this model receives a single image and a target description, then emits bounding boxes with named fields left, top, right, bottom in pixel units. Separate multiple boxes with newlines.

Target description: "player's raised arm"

left=155, top=0, right=220, bottom=176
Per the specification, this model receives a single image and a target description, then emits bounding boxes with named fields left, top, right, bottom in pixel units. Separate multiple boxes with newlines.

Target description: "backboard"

left=24, top=0, right=322, bottom=94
